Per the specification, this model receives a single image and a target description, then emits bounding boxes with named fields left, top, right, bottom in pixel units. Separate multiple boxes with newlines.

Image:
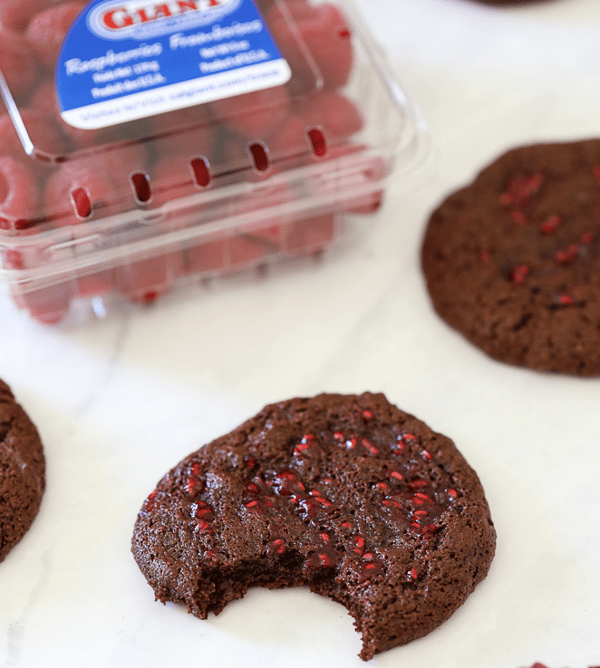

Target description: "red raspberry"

left=254, top=0, right=276, bottom=12
left=26, top=3, right=85, bottom=70
left=6, top=227, right=72, bottom=324
left=220, top=134, right=251, bottom=170
left=149, top=158, right=188, bottom=205
left=346, top=191, right=383, bottom=215
left=0, top=157, right=40, bottom=230
left=30, top=82, right=103, bottom=149
left=266, top=114, right=308, bottom=159
left=184, top=239, right=227, bottom=275
left=44, top=143, right=148, bottom=224
left=211, top=85, right=290, bottom=139
left=285, top=213, right=336, bottom=253
left=43, top=161, right=118, bottom=225
left=148, top=153, right=210, bottom=208
left=342, top=151, right=385, bottom=215
left=99, top=144, right=149, bottom=189
left=149, top=154, right=220, bottom=284
left=11, top=282, right=71, bottom=325
left=294, top=91, right=363, bottom=144
left=345, top=190, right=383, bottom=215
left=0, top=0, right=42, bottom=33
left=75, top=265, right=114, bottom=299
left=110, top=157, right=185, bottom=304
left=0, top=110, right=67, bottom=158
left=228, top=224, right=281, bottom=266
left=267, top=1, right=353, bottom=92
left=149, top=105, right=215, bottom=162
left=321, top=144, right=386, bottom=214
left=30, top=81, right=63, bottom=114
left=149, top=105, right=213, bottom=136
left=36, top=0, right=70, bottom=7
left=113, top=250, right=183, bottom=304
left=226, top=181, right=292, bottom=264
left=0, top=31, right=39, bottom=100
left=21, top=108, right=68, bottom=156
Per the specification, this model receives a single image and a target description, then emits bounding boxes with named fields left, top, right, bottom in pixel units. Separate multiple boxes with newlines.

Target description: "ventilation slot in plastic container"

left=307, top=128, right=327, bottom=157
left=70, top=187, right=92, bottom=219
left=130, top=172, right=152, bottom=204
left=190, top=157, right=211, bottom=188
left=248, top=142, right=270, bottom=172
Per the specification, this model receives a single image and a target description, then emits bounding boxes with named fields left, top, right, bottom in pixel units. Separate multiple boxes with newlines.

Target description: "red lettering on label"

left=102, top=8, right=134, bottom=29
left=101, top=0, right=224, bottom=30
left=153, top=4, right=173, bottom=18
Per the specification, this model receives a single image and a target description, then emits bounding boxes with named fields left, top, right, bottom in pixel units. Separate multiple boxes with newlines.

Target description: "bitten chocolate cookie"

left=132, top=392, right=496, bottom=660
left=422, top=139, right=600, bottom=375
left=0, top=380, right=45, bottom=563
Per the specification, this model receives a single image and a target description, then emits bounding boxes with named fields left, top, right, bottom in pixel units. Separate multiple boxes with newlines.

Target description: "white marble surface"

left=2, top=0, right=600, bottom=666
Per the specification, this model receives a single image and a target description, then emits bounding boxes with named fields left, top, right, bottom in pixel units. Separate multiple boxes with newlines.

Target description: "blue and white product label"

left=57, top=0, right=292, bottom=129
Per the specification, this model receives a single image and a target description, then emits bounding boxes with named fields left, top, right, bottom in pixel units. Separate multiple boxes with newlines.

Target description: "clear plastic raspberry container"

left=0, top=0, right=427, bottom=325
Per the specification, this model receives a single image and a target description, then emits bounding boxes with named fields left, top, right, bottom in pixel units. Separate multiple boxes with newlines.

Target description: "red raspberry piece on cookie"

left=0, top=31, right=39, bottom=100
left=210, top=86, right=290, bottom=139
left=26, top=2, right=84, bottom=70
left=267, top=1, right=353, bottom=92
left=0, top=157, right=40, bottom=230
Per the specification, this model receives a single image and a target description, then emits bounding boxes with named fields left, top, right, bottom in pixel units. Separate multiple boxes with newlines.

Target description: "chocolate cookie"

left=422, top=139, right=600, bottom=375
left=132, top=392, right=496, bottom=660
left=0, top=380, right=45, bottom=563
left=523, top=664, right=600, bottom=668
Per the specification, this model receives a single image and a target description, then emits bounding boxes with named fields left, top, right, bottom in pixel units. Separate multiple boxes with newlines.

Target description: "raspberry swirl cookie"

left=132, top=392, right=496, bottom=660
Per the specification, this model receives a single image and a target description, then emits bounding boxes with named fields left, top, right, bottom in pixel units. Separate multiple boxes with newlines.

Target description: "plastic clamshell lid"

left=0, top=0, right=426, bottom=323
